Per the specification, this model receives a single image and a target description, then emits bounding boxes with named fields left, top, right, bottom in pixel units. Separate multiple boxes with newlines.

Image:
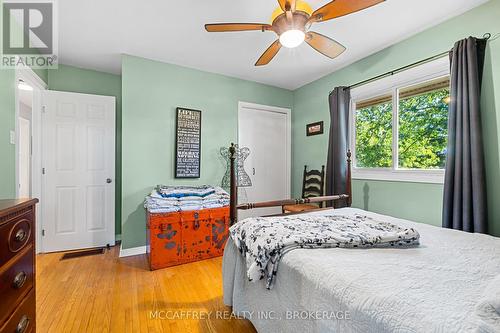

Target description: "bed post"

left=346, top=150, right=352, bottom=207
left=229, top=143, right=237, bottom=226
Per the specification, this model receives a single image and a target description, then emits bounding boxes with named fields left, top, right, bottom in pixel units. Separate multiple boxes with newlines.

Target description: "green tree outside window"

left=355, top=82, right=449, bottom=169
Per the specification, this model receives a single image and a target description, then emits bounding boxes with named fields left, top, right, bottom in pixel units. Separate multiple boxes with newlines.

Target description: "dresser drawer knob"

left=13, top=271, right=27, bottom=289
left=15, top=229, right=27, bottom=242
left=16, top=315, right=30, bottom=333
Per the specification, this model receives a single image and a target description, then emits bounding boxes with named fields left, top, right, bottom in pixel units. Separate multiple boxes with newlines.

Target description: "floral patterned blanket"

left=229, top=213, right=420, bottom=289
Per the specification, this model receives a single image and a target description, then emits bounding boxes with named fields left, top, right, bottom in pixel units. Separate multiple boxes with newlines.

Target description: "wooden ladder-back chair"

left=282, top=165, right=325, bottom=213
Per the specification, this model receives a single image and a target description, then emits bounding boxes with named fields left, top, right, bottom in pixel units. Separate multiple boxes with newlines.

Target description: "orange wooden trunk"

left=146, top=207, right=230, bottom=270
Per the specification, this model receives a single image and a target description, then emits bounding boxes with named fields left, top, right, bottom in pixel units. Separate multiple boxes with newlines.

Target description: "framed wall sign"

left=306, top=121, right=324, bottom=136
left=175, top=107, right=202, bottom=178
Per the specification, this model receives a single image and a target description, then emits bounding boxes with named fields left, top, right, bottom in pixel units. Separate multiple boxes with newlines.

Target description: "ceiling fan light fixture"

left=205, top=0, right=386, bottom=65
left=279, top=29, right=305, bottom=48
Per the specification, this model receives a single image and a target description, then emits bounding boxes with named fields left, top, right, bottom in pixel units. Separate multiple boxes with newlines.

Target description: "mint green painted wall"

left=48, top=64, right=122, bottom=235
left=0, top=69, right=16, bottom=198
left=351, top=180, right=444, bottom=228
left=292, top=0, right=500, bottom=236
left=121, top=55, right=293, bottom=249
left=33, top=69, right=48, bottom=84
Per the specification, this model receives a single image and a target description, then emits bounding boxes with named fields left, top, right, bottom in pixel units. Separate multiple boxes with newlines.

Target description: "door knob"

left=106, top=178, right=112, bottom=184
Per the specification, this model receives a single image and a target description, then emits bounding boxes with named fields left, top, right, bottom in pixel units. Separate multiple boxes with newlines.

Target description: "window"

left=398, top=77, right=449, bottom=169
left=351, top=57, right=450, bottom=183
left=355, top=93, right=393, bottom=168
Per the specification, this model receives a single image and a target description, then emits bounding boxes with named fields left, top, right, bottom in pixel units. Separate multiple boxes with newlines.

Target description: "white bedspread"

left=223, top=208, right=500, bottom=333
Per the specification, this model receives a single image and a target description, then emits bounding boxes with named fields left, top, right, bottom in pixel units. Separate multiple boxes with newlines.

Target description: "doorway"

left=15, top=69, right=116, bottom=253
left=17, top=81, right=33, bottom=198
left=15, top=69, right=47, bottom=253
left=238, top=102, right=291, bottom=219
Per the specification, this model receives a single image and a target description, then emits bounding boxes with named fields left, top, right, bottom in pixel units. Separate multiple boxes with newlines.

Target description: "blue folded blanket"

left=145, top=185, right=229, bottom=213
left=155, top=185, right=216, bottom=198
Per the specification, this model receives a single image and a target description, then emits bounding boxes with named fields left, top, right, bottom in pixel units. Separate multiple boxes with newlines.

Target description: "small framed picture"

left=306, top=121, right=324, bottom=136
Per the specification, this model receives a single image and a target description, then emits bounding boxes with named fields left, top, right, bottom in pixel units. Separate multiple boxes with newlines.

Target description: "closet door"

left=238, top=103, right=291, bottom=219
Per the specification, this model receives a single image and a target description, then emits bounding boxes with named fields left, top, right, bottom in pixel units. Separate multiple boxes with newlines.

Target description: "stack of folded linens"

left=144, top=185, right=230, bottom=214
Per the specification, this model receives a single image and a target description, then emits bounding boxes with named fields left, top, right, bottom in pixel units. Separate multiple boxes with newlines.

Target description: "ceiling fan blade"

left=309, top=0, right=384, bottom=23
left=255, top=40, right=282, bottom=66
left=205, top=23, right=273, bottom=32
left=305, top=32, right=346, bottom=59
left=277, top=0, right=296, bottom=12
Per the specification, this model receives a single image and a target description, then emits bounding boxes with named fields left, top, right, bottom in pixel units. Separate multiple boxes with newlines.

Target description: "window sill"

left=352, top=168, right=445, bottom=184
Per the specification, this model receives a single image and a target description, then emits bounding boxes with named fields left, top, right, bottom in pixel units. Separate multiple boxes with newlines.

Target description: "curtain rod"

left=335, top=33, right=492, bottom=92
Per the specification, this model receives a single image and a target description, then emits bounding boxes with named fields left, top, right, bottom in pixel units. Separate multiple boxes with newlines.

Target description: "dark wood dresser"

left=0, top=199, right=38, bottom=333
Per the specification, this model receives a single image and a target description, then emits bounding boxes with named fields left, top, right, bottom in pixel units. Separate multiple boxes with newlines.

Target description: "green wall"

left=292, top=0, right=500, bottom=236
left=33, top=68, right=48, bottom=85
left=48, top=64, right=122, bottom=235
left=0, top=69, right=16, bottom=198
left=121, top=55, right=293, bottom=249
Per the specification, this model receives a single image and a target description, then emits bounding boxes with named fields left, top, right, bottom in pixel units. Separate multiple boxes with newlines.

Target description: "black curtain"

left=326, top=87, right=350, bottom=208
left=443, top=37, right=488, bottom=233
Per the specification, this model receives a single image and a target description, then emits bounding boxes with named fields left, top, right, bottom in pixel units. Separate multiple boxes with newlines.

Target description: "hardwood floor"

left=36, top=246, right=256, bottom=333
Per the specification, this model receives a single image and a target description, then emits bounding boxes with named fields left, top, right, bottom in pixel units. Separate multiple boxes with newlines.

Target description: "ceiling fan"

left=205, top=0, right=385, bottom=66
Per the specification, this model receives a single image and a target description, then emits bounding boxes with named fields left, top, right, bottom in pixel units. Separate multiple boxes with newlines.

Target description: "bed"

left=222, top=144, right=500, bottom=333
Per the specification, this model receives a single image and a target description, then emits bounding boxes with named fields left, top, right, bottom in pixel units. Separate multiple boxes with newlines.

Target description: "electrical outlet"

left=10, top=130, right=15, bottom=145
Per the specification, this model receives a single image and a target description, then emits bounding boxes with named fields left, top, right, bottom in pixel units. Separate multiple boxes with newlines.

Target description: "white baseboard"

left=119, top=244, right=147, bottom=257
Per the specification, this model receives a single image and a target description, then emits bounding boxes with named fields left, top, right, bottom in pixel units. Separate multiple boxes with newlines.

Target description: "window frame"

left=350, top=57, right=450, bottom=184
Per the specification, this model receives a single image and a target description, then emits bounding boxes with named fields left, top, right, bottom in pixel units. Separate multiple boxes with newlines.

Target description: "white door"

left=41, top=91, right=115, bottom=252
left=18, top=117, right=31, bottom=198
left=238, top=102, right=291, bottom=219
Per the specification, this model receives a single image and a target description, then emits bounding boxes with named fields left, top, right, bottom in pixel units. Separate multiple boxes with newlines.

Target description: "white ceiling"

left=58, top=0, right=488, bottom=90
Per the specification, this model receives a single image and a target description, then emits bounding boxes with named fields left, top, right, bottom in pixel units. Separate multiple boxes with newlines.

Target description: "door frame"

left=18, top=117, right=31, bottom=197
left=15, top=67, right=47, bottom=254
left=237, top=101, right=292, bottom=200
